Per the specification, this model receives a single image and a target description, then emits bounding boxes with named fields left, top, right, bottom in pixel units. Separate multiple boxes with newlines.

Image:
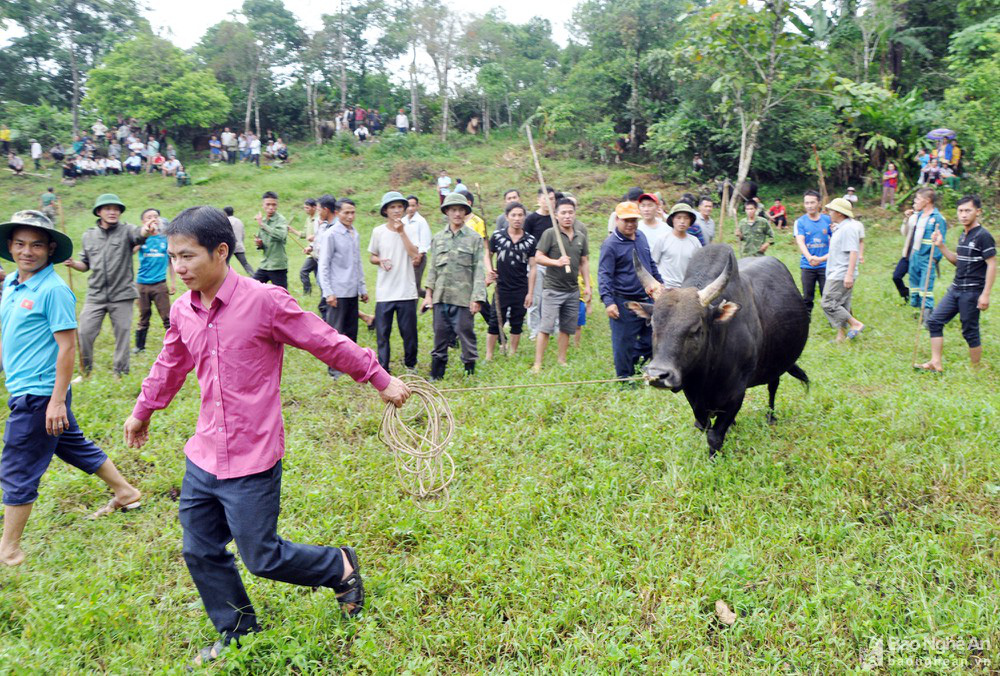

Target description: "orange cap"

left=615, top=201, right=641, bottom=219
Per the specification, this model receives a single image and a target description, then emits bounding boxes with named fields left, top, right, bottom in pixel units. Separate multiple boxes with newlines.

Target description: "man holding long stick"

left=123, top=206, right=410, bottom=664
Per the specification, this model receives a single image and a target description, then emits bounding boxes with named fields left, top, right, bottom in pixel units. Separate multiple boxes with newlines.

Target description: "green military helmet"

left=378, top=191, right=408, bottom=217
left=440, top=192, right=472, bottom=216
left=0, top=209, right=74, bottom=264
left=665, top=203, right=699, bottom=227
left=92, top=193, right=127, bottom=217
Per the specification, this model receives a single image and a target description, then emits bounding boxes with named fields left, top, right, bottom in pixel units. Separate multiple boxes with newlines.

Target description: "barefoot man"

left=122, top=206, right=410, bottom=664
left=1, top=210, right=141, bottom=567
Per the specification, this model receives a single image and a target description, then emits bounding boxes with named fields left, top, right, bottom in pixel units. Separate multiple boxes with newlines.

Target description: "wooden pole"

left=524, top=124, right=570, bottom=273
left=474, top=182, right=505, bottom=349
left=910, top=222, right=940, bottom=366
left=718, top=182, right=730, bottom=243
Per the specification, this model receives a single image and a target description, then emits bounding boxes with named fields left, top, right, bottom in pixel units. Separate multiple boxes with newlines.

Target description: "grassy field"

left=1, top=133, right=998, bottom=673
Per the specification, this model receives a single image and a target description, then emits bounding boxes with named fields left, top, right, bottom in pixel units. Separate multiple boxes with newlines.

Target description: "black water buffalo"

left=628, top=244, right=809, bottom=456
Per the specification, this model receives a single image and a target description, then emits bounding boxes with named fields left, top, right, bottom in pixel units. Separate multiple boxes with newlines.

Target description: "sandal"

left=333, top=546, right=365, bottom=617
left=87, top=496, right=142, bottom=520
left=846, top=326, right=866, bottom=340
left=191, top=639, right=227, bottom=667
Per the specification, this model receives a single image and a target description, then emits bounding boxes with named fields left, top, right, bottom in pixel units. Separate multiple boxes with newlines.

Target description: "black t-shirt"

left=953, top=225, right=996, bottom=292
left=489, top=229, right=537, bottom=294
left=524, top=211, right=553, bottom=242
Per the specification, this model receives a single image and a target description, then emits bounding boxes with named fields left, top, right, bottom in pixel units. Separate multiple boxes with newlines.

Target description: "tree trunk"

left=69, top=44, right=80, bottom=137
left=483, top=96, right=490, bottom=139
left=409, top=40, right=420, bottom=133
left=244, top=72, right=257, bottom=133
left=627, top=55, right=640, bottom=151
left=731, top=113, right=760, bottom=217
left=505, top=91, right=512, bottom=128
left=255, top=100, right=261, bottom=137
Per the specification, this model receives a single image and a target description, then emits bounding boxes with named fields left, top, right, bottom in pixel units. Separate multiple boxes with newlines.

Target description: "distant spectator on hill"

left=769, top=199, right=788, bottom=230
left=30, top=139, right=42, bottom=171
left=396, top=108, right=409, bottom=134
left=8, top=152, right=25, bottom=176
left=162, top=157, right=181, bottom=177
left=881, top=163, right=898, bottom=209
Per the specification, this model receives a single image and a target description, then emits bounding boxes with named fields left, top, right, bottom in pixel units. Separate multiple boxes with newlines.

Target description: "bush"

left=0, top=101, right=76, bottom=150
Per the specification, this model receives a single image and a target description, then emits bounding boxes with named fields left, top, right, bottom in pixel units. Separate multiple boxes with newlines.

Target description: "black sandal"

left=333, top=546, right=365, bottom=617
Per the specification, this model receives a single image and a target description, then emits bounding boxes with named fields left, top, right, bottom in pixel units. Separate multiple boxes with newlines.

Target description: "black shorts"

left=487, top=289, right=528, bottom=335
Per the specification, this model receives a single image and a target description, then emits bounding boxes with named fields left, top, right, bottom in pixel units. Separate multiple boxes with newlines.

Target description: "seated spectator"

left=162, top=157, right=182, bottom=177
left=95, top=157, right=107, bottom=176
left=768, top=199, right=787, bottom=229
left=128, top=137, right=145, bottom=157
left=165, top=144, right=176, bottom=160
left=921, top=159, right=942, bottom=186
left=354, top=124, right=370, bottom=141
left=124, top=152, right=143, bottom=174
left=274, top=138, right=288, bottom=161
left=50, top=143, right=66, bottom=162
left=8, top=152, right=25, bottom=175
left=106, top=156, right=122, bottom=175
left=108, top=140, right=122, bottom=159
left=264, top=141, right=276, bottom=159
left=150, top=152, right=165, bottom=172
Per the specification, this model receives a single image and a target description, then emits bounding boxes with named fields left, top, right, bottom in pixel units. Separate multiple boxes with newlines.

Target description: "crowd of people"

left=0, top=163, right=994, bottom=664
left=206, top=128, right=288, bottom=166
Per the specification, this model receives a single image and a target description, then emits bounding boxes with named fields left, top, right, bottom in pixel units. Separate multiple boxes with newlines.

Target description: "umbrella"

left=926, top=128, right=956, bottom=140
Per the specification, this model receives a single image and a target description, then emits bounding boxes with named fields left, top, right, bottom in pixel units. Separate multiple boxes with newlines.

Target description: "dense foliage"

left=2, top=0, right=999, bottom=182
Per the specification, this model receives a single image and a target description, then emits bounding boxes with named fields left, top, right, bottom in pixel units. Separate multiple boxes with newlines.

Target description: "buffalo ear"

left=713, top=300, right=740, bottom=323
left=626, top=301, right=655, bottom=321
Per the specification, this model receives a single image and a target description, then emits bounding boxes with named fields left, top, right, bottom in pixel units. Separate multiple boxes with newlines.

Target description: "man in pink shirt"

left=122, top=206, right=410, bottom=665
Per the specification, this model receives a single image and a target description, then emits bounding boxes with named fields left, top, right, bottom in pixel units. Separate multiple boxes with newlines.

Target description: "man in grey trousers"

left=64, top=193, right=155, bottom=376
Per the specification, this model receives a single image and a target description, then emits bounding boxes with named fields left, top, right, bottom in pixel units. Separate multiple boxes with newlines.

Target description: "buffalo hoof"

left=766, top=411, right=777, bottom=425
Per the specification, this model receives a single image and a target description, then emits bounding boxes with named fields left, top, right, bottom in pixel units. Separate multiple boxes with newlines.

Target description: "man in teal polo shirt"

left=133, top=207, right=175, bottom=355
left=0, top=210, right=141, bottom=567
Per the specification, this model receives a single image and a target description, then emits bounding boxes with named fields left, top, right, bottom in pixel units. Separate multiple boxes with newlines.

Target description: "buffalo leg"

left=707, top=397, right=744, bottom=457
left=767, top=378, right=780, bottom=425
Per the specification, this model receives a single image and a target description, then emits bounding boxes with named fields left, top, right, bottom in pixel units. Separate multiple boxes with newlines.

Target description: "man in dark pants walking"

left=598, top=201, right=663, bottom=382
left=368, top=192, right=420, bottom=373
left=318, top=197, right=367, bottom=377
left=252, top=191, right=289, bottom=289
left=124, top=206, right=410, bottom=665
left=132, top=208, right=176, bottom=354
left=422, top=193, right=487, bottom=379
left=793, top=190, right=831, bottom=315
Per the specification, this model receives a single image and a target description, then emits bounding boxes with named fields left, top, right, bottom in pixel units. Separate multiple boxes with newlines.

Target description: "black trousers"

left=800, top=268, right=826, bottom=314
left=233, top=252, right=254, bottom=276
left=252, top=268, right=287, bottom=289
left=375, top=300, right=418, bottom=371
left=324, top=295, right=359, bottom=343
left=179, top=459, right=345, bottom=642
left=892, top=256, right=910, bottom=300
left=299, top=257, right=318, bottom=294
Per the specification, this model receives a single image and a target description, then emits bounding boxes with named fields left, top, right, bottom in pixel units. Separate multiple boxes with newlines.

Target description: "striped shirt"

left=952, top=225, right=996, bottom=292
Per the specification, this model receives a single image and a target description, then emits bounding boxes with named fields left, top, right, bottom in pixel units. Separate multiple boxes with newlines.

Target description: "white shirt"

left=107, top=158, right=122, bottom=170
left=220, top=131, right=236, bottom=147
left=403, top=211, right=432, bottom=254
left=437, top=176, right=452, bottom=196
left=396, top=114, right=408, bottom=128
left=92, top=123, right=107, bottom=137
left=652, top=231, right=702, bottom=288
left=238, top=136, right=247, bottom=150
left=30, top=142, right=42, bottom=159
left=163, top=159, right=180, bottom=172
left=250, top=138, right=261, bottom=154
left=368, top=224, right=418, bottom=301
left=124, top=155, right=142, bottom=167
left=354, top=126, right=369, bottom=138
left=638, top=220, right=669, bottom=259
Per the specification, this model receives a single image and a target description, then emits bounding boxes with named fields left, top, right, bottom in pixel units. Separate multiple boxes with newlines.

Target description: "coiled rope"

left=378, top=375, right=644, bottom=511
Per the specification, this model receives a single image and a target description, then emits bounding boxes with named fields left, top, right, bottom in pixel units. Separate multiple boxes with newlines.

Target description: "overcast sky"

left=146, top=0, right=576, bottom=48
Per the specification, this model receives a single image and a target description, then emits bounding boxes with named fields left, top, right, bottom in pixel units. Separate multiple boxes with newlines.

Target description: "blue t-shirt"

left=793, top=213, right=831, bottom=270
left=1, top=264, right=78, bottom=397
left=137, top=234, right=169, bottom=284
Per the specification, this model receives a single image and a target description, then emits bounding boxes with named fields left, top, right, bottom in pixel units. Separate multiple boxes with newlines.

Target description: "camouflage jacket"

left=425, top=225, right=487, bottom=306
left=738, top=216, right=775, bottom=257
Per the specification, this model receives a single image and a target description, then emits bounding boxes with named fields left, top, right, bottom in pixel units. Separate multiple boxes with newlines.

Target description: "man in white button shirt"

left=395, top=108, right=409, bottom=134
left=403, top=195, right=432, bottom=296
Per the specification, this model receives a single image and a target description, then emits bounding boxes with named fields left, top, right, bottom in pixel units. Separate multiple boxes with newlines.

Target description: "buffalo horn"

left=632, top=250, right=665, bottom=299
left=697, top=259, right=732, bottom=307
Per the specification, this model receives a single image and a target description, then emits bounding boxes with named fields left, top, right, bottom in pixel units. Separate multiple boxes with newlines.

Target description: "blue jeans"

left=909, top=253, right=939, bottom=309
left=179, top=458, right=346, bottom=641
left=608, top=295, right=652, bottom=379
left=926, top=288, right=982, bottom=347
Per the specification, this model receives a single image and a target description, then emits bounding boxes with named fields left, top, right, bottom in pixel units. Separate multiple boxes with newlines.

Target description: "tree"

left=415, top=0, right=465, bottom=140
left=945, top=16, right=1000, bottom=173
left=86, top=34, right=230, bottom=129
left=2, top=0, right=144, bottom=134
left=682, top=0, right=822, bottom=201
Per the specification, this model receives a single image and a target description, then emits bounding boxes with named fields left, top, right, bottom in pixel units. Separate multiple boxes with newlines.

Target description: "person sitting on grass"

left=917, top=194, right=996, bottom=373
left=8, top=152, right=25, bottom=176
left=122, top=205, right=410, bottom=665
left=161, top=157, right=182, bottom=178
left=0, top=210, right=142, bottom=568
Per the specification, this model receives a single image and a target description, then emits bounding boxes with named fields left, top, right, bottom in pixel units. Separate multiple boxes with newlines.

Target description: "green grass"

left=0, top=134, right=998, bottom=673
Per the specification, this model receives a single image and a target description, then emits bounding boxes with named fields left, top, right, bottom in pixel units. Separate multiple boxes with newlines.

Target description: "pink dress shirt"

left=132, top=268, right=391, bottom=479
